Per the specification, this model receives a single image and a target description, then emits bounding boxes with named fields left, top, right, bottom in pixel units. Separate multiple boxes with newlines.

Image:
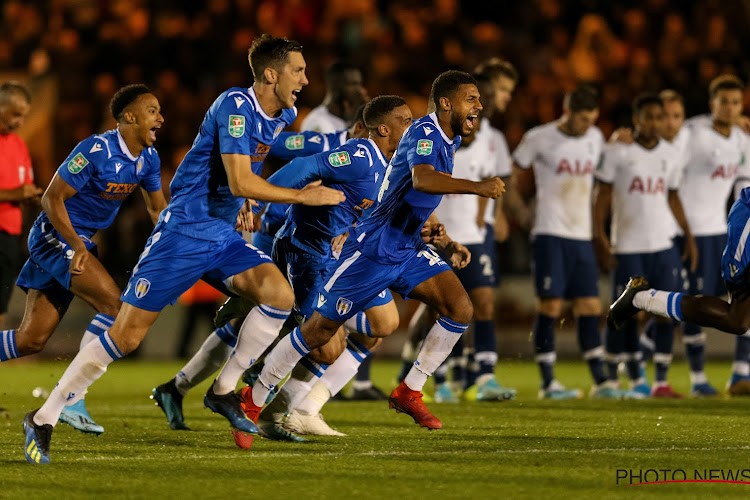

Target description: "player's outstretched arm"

left=41, top=174, right=89, bottom=275
left=222, top=153, right=345, bottom=206
left=412, top=164, right=504, bottom=198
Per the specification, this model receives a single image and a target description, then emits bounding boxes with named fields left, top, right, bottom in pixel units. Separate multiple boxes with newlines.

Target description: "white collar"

left=248, top=86, right=278, bottom=121
left=367, top=137, right=387, bottom=166
left=428, top=112, right=454, bottom=144
left=116, top=128, right=138, bottom=161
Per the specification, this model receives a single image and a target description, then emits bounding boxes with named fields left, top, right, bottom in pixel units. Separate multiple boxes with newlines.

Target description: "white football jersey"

left=662, top=125, right=690, bottom=236
left=597, top=140, right=681, bottom=254
left=300, top=104, right=347, bottom=133
left=678, top=118, right=750, bottom=236
left=434, top=123, right=501, bottom=245
left=476, top=118, right=512, bottom=225
left=513, top=121, right=604, bottom=240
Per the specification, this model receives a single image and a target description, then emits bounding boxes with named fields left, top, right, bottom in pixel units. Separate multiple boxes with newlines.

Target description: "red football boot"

left=389, top=381, right=442, bottom=430
left=651, top=384, right=683, bottom=398
left=233, top=386, right=263, bottom=449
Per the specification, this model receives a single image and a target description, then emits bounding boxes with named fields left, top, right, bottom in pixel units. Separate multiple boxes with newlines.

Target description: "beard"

left=450, top=112, right=469, bottom=137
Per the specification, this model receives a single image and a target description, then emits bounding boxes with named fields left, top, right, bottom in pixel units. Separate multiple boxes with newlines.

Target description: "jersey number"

left=479, top=254, right=494, bottom=276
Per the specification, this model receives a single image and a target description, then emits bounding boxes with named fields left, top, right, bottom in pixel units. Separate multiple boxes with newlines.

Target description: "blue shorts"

left=122, top=224, right=272, bottom=312
left=316, top=238, right=450, bottom=321
left=612, top=247, right=681, bottom=300
left=273, top=236, right=392, bottom=319
left=531, top=234, right=599, bottom=299
left=675, top=234, right=727, bottom=296
left=252, top=230, right=275, bottom=256
left=16, top=218, right=98, bottom=308
left=453, top=241, right=496, bottom=291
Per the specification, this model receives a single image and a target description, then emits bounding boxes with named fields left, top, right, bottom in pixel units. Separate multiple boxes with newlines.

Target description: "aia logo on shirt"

left=555, top=159, right=594, bottom=176
left=711, top=164, right=739, bottom=180
left=628, top=176, right=665, bottom=194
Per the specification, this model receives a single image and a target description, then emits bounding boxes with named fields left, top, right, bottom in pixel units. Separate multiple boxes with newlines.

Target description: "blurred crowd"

left=3, top=0, right=750, bottom=284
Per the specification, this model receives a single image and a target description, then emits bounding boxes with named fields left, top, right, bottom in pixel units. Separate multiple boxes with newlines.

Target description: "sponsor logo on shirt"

left=285, top=135, right=305, bottom=150
left=416, top=139, right=433, bottom=156
left=228, top=115, right=246, bottom=138
left=67, top=153, right=89, bottom=174
left=329, top=151, right=351, bottom=167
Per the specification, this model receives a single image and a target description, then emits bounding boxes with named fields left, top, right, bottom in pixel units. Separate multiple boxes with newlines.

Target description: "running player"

left=22, top=34, right=344, bottom=465
left=0, top=84, right=166, bottom=440
left=239, top=70, right=503, bottom=434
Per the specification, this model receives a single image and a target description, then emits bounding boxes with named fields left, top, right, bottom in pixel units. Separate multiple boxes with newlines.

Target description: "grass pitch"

left=1, top=360, right=750, bottom=499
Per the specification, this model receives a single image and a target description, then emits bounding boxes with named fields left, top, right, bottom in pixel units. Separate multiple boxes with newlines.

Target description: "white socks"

left=175, top=324, right=237, bottom=396
left=296, top=381, right=331, bottom=416
left=34, top=332, right=124, bottom=426
left=213, top=305, right=289, bottom=395
left=254, top=327, right=311, bottom=407
left=632, top=289, right=684, bottom=321
left=404, top=317, right=468, bottom=392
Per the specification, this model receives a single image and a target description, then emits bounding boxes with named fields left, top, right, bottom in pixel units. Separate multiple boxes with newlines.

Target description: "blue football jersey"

left=355, top=113, right=460, bottom=264
left=163, top=87, right=297, bottom=240
left=270, top=130, right=347, bottom=162
left=276, top=138, right=388, bottom=255
left=260, top=129, right=348, bottom=232
left=44, top=128, right=161, bottom=237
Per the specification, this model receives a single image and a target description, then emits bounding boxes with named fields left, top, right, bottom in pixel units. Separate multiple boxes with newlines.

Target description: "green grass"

left=2, top=360, right=750, bottom=499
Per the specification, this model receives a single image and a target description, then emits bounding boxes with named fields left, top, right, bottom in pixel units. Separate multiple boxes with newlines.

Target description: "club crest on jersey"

left=137, top=157, right=144, bottom=174
left=228, top=115, right=245, bottom=138
left=274, top=124, right=284, bottom=139
left=329, top=151, right=351, bottom=167
left=67, top=153, right=89, bottom=174
left=285, top=134, right=305, bottom=150
left=336, top=297, right=353, bottom=316
left=134, top=278, right=151, bottom=299
left=417, top=139, right=433, bottom=156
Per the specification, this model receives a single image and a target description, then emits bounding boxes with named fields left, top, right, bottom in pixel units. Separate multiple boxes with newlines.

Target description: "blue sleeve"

left=406, top=123, right=443, bottom=171
left=269, top=131, right=327, bottom=161
left=253, top=156, right=323, bottom=214
left=57, top=136, right=103, bottom=192
left=140, top=148, right=162, bottom=192
left=216, top=92, right=256, bottom=156
left=317, top=143, right=370, bottom=184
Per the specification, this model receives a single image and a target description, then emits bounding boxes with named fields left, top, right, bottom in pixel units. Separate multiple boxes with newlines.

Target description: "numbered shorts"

left=273, top=236, right=392, bottom=319
left=612, top=247, right=681, bottom=301
left=531, top=234, right=599, bottom=299
left=454, top=241, right=497, bottom=291
left=122, top=224, right=272, bottom=312
left=675, top=234, right=727, bottom=296
left=16, top=218, right=97, bottom=308
left=316, top=239, right=450, bottom=321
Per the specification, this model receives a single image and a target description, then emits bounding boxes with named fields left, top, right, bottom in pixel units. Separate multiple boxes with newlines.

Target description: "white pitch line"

left=67, top=445, right=750, bottom=462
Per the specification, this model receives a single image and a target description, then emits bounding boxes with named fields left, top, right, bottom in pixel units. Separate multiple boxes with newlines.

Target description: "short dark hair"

left=363, top=95, right=407, bottom=131
left=431, top=70, right=477, bottom=109
left=109, top=84, right=151, bottom=121
left=632, top=92, right=663, bottom=114
left=709, top=75, right=744, bottom=97
left=564, top=85, right=599, bottom=112
left=474, top=58, right=519, bottom=83
left=0, top=81, right=31, bottom=104
left=325, top=60, right=361, bottom=88
left=659, top=89, right=684, bottom=105
left=247, top=34, right=303, bottom=84
left=349, top=103, right=367, bottom=128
